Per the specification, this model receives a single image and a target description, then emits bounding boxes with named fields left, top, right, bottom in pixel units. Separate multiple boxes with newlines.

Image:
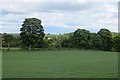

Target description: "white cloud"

left=1, top=0, right=119, bottom=2
left=1, top=2, right=118, bottom=33
left=104, top=4, right=118, bottom=13
left=0, top=26, right=2, bottom=28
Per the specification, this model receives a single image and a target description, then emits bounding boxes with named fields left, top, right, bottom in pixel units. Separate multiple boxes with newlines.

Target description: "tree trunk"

left=29, top=45, right=32, bottom=51
left=82, top=48, right=84, bottom=51
left=7, top=42, right=10, bottom=50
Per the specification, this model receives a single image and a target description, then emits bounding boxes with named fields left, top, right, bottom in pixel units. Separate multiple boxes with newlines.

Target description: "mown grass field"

left=2, top=50, right=118, bottom=78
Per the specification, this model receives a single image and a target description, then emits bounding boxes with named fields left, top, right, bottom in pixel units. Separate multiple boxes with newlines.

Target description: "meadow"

left=2, top=50, right=118, bottom=78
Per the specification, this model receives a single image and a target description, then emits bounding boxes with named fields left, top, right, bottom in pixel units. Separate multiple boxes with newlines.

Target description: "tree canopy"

left=2, top=33, right=13, bottom=50
left=1, top=18, right=120, bottom=52
left=20, top=18, right=45, bottom=50
left=112, top=34, right=120, bottom=52
left=98, top=29, right=112, bottom=51
left=73, top=29, right=90, bottom=49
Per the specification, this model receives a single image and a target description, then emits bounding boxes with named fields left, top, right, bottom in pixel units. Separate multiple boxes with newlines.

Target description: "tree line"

left=1, top=18, right=120, bottom=52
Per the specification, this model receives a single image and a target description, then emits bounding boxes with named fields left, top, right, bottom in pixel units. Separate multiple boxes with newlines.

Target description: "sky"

left=0, top=0, right=119, bottom=34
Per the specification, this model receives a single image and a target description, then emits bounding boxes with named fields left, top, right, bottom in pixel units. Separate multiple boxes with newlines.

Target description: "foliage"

left=1, top=17, right=119, bottom=52
left=112, top=34, right=120, bottom=52
left=89, top=33, right=102, bottom=49
left=61, top=33, right=74, bottom=48
left=98, top=29, right=112, bottom=51
left=2, top=33, right=14, bottom=50
left=0, top=33, right=2, bottom=48
left=20, top=18, right=45, bottom=50
left=73, top=29, right=90, bottom=49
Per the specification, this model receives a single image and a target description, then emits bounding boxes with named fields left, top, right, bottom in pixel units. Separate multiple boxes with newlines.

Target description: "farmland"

left=2, top=50, right=118, bottom=78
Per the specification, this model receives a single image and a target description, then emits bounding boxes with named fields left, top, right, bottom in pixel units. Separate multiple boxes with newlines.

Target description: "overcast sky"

left=0, top=0, right=118, bottom=34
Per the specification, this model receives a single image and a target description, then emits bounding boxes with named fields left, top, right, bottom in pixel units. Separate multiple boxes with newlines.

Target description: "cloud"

left=1, top=0, right=119, bottom=2
left=2, top=2, right=100, bottom=15
left=1, top=2, right=118, bottom=33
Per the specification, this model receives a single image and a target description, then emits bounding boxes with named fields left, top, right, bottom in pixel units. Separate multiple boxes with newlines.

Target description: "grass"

left=2, top=50, right=118, bottom=78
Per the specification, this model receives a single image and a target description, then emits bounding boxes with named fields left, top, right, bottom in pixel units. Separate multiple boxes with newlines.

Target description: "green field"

left=2, top=50, right=118, bottom=78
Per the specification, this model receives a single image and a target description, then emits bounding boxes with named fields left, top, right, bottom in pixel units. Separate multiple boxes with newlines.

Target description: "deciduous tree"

left=20, top=18, right=45, bottom=50
left=98, top=29, right=112, bottom=51
left=2, top=33, right=13, bottom=50
left=112, top=34, right=120, bottom=52
left=73, top=29, right=90, bottom=49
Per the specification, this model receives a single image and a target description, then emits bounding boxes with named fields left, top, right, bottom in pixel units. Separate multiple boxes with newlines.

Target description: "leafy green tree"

left=20, top=18, right=45, bottom=50
left=73, top=29, right=90, bottom=49
left=45, top=34, right=62, bottom=48
left=2, top=33, right=13, bottom=50
left=11, top=36, right=20, bottom=47
left=112, top=34, right=120, bottom=52
left=61, top=33, right=74, bottom=48
left=98, top=28, right=112, bottom=51
left=61, top=38, right=74, bottom=48
left=89, top=33, right=102, bottom=49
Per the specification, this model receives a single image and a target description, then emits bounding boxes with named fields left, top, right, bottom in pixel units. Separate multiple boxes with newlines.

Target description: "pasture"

left=2, top=50, right=118, bottom=78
